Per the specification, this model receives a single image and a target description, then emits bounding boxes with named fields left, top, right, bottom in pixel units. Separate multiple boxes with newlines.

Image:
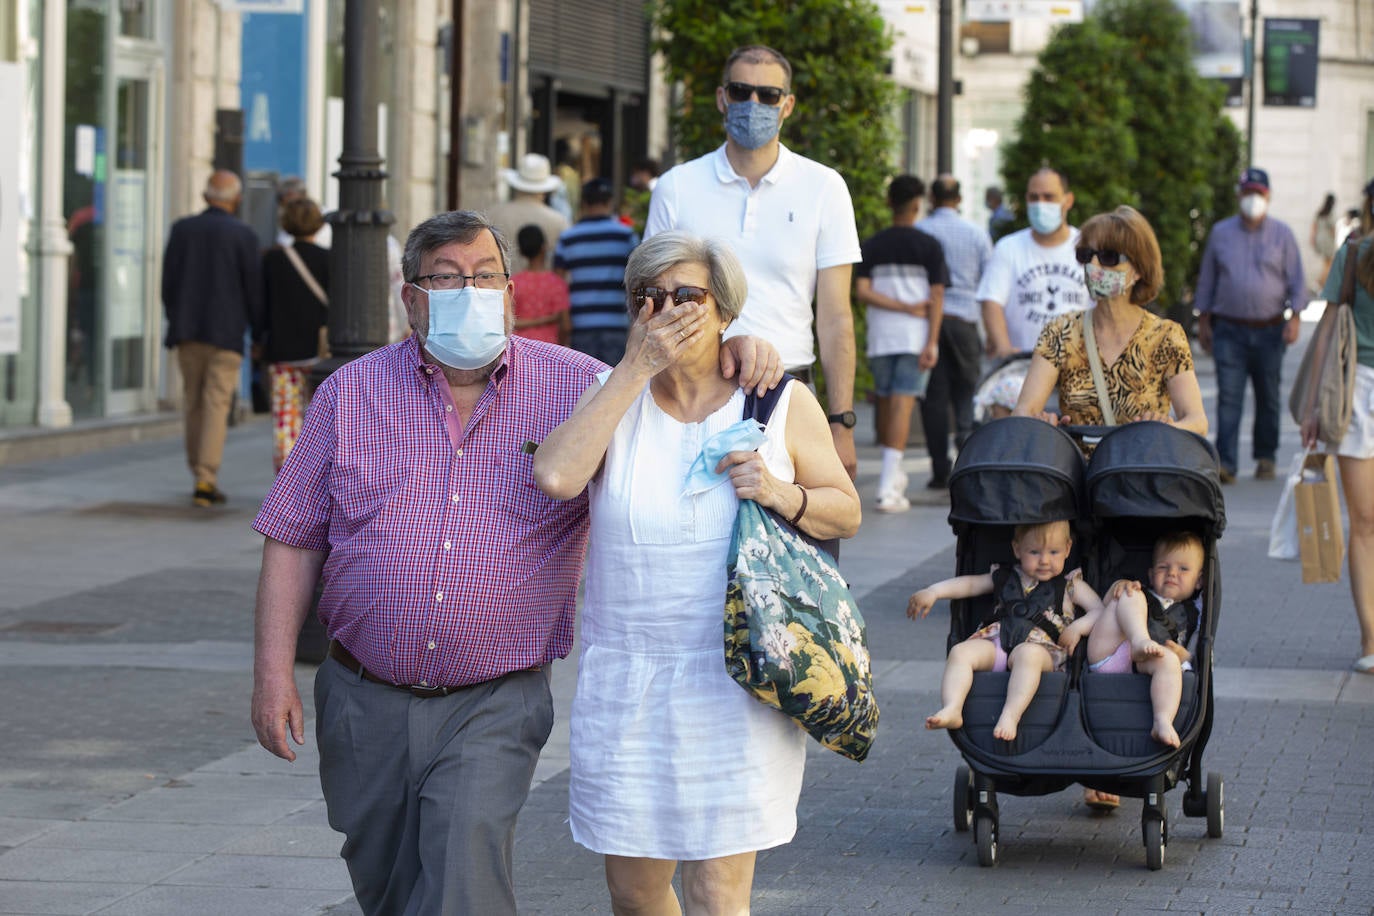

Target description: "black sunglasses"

left=632, top=286, right=711, bottom=311
left=723, top=81, right=787, bottom=106
left=1075, top=247, right=1127, bottom=268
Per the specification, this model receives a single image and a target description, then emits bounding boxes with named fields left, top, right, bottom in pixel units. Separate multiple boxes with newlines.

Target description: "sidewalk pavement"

left=2, top=331, right=1373, bottom=915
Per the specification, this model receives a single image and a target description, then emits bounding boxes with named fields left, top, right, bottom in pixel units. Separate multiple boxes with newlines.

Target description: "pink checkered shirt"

left=253, top=334, right=605, bottom=687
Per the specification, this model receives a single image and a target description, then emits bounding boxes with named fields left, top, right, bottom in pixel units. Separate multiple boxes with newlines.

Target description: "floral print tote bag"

left=724, top=499, right=879, bottom=762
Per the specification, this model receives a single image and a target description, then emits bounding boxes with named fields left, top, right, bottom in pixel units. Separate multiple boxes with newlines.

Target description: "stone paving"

left=1, top=332, right=1372, bottom=914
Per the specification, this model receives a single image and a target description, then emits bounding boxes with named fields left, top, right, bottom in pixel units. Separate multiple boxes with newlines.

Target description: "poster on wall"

left=965, top=1, right=1083, bottom=21
left=1263, top=18, right=1319, bottom=107
left=1177, top=1, right=1245, bottom=106
left=0, top=63, right=23, bottom=355
left=218, top=0, right=304, bottom=12
left=108, top=170, right=148, bottom=340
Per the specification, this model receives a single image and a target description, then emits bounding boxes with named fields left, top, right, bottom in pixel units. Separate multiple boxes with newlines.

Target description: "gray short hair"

left=624, top=231, right=747, bottom=322
left=402, top=211, right=512, bottom=282
left=203, top=172, right=242, bottom=203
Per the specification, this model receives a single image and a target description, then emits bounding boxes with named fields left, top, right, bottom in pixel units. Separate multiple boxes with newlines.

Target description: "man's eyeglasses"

left=415, top=272, right=510, bottom=290
left=1074, top=248, right=1128, bottom=268
left=723, top=81, right=787, bottom=106
left=632, top=286, right=711, bottom=311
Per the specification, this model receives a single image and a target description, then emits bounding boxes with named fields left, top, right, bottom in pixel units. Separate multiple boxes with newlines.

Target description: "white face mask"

left=1239, top=193, right=1268, bottom=221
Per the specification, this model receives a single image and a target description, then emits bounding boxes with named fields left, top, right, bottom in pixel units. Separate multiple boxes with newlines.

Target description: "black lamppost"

left=936, top=0, right=954, bottom=173
left=301, top=0, right=395, bottom=663
left=316, top=0, right=394, bottom=382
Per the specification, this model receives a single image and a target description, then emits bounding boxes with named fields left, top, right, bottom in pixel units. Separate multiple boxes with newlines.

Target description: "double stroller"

left=940, top=417, right=1226, bottom=869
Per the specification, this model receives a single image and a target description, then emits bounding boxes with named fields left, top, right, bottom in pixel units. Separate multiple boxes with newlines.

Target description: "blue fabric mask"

left=724, top=101, right=782, bottom=150
left=418, top=285, right=508, bottom=370
left=682, top=419, right=766, bottom=496
left=1027, top=201, right=1063, bottom=235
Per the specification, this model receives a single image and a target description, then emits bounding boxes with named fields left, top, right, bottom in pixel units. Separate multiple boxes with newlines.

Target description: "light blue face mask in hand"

left=681, top=419, right=767, bottom=496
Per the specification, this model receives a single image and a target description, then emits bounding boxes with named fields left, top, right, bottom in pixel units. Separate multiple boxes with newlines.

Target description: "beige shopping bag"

left=1295, top=453, right=1345, bottom=583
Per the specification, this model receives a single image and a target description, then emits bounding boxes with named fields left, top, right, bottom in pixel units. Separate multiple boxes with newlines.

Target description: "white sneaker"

left=876, top=491, right=911, bottom=513
left=876, top=468, right=910, bottom=513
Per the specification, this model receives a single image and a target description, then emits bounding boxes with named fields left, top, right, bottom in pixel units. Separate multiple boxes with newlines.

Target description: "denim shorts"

left=870, top=353, right=930, bottom=397
left=1336, top=363, right=1374, bottom=461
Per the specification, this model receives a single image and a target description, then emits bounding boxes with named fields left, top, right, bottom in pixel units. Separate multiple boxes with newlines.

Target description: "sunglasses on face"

left=1074, top=247, right=1128, bottom=268
left=723, top=81, right=787, bottom=106
left=632, top=286, right=711, bottom=311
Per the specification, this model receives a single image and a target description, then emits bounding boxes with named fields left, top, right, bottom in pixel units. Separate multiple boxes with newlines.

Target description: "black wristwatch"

left=827, top=410, right=857, bottom=429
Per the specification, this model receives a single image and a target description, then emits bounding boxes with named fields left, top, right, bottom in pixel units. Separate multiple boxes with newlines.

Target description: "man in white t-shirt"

left=976, top=167, right=1089, bottom=357
left=645, top=44, right=863, bottom=476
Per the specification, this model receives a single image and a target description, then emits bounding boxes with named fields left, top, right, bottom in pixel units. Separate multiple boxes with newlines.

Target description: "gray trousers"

left=315, top=657, right=555, bottom=916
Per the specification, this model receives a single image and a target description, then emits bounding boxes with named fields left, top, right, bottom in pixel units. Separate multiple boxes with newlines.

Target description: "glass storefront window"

left=64, top=2, right=108, bottom=418
left=109, top=77, right=149, bottom=392
left=118, top=0, right=154, bottom=40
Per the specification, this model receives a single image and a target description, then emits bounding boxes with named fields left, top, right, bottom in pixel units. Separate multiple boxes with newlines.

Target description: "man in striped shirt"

left=249, top=210, right=778, bottom=915
left=555, top=177, right=640, bottom=365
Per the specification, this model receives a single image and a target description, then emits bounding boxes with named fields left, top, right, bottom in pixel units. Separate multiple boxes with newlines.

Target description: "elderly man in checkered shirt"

left=249, top=210, right=780, bottom=916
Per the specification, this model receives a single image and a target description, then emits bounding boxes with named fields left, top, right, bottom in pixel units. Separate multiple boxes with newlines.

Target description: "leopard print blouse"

left=1033, top=310, right=1193, bottom=425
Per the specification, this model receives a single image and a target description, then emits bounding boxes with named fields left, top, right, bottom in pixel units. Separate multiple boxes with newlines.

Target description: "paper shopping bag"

left=1294, top=453, right=1345, bottom=583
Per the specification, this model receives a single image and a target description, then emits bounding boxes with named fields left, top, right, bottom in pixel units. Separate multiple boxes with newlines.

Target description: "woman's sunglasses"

left=1075, top=247, right=1128, bottom=267
left=723, top=81, right=787, bottom=106
left=632, top=286, right=711, bottom=311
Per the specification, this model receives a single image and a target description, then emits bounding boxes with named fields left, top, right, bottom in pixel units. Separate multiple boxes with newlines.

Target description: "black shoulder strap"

left=742, top=375, right=839, bottom=561
left=742, top=374, right=797, bottom=425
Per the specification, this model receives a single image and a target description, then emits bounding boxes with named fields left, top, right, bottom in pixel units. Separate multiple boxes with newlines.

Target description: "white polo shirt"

left=645, top=144, right=861, bottom=369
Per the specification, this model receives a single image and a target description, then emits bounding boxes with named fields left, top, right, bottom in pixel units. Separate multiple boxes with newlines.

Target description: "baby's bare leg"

left=927, top=638, right=998, bottom=731
left=1135, top=652, right=1184, bottom=748
left=1087, top=597, right=1129, bottom=666
left=994, top=643, right=1054, bottom=741
left=1115, top=590, right=1166, bottom=661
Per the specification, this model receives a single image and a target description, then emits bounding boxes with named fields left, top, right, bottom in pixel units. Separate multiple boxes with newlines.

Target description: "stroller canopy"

left=1085, top=422, right=1226, bottom=538
left=949, top=417, right=1086, bottom=530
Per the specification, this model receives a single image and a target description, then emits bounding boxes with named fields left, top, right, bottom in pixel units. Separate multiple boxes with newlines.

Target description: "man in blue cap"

left=1195, top=167, right=1307, bottom=483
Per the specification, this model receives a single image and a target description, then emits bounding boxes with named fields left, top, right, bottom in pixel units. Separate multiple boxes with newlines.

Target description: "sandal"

left=1354, top=654, right=1374, bottom=675
left=1083, top=788, right=1120, bottom=811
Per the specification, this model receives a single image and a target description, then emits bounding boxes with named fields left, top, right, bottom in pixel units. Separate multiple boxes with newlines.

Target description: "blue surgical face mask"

left=1027, top=201, right=1064, bottom=235
left=724, top=101, right=782, bottom=150
left=681, top=419, right=766, bottom=496
left=416, top=284, right=508, bottom=370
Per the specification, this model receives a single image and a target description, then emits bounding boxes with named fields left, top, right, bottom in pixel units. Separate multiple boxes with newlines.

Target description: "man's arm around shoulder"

left=251, top=538, right=327, bottom=762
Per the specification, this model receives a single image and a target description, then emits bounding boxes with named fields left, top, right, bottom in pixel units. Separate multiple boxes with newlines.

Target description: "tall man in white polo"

left=645, top=44, right=862, bottom=476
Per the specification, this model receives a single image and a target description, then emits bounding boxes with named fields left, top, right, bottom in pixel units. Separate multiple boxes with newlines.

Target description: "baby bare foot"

left=992, top=714, right=1019, bottom=742
left=925, top=707, right=964, bottom=731
left=1151, top=717, right=1181, bottom=748
left=1131, top=638, right=1166, bottom=662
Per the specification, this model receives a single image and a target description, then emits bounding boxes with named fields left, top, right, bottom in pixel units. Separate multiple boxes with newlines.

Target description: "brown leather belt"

left=328, top=640, right=461, bottom=698
left=1214, top=313, right=1287, bottom=329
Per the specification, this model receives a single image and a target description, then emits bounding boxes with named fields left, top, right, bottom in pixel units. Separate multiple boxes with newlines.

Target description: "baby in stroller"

left=907, top=519, right=1104, bottom=741
left=1084, top=531, right=1205, bottom=749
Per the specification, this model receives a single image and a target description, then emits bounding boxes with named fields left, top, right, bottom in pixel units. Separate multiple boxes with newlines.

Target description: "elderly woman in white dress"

left=534, top=230, right=861, bottom=914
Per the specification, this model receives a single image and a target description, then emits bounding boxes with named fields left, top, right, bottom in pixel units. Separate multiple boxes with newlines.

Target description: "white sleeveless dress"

left=568, top=379, right=808, bottom=860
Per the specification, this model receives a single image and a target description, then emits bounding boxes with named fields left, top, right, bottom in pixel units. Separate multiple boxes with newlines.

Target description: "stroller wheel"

left=974, top=812, right=999, bottom=867
left=953, top=765, right=973, bottom=832
left=1206, top=772, right=1224, bottom=838
left=1143, top=817, right=1166, bottom=871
